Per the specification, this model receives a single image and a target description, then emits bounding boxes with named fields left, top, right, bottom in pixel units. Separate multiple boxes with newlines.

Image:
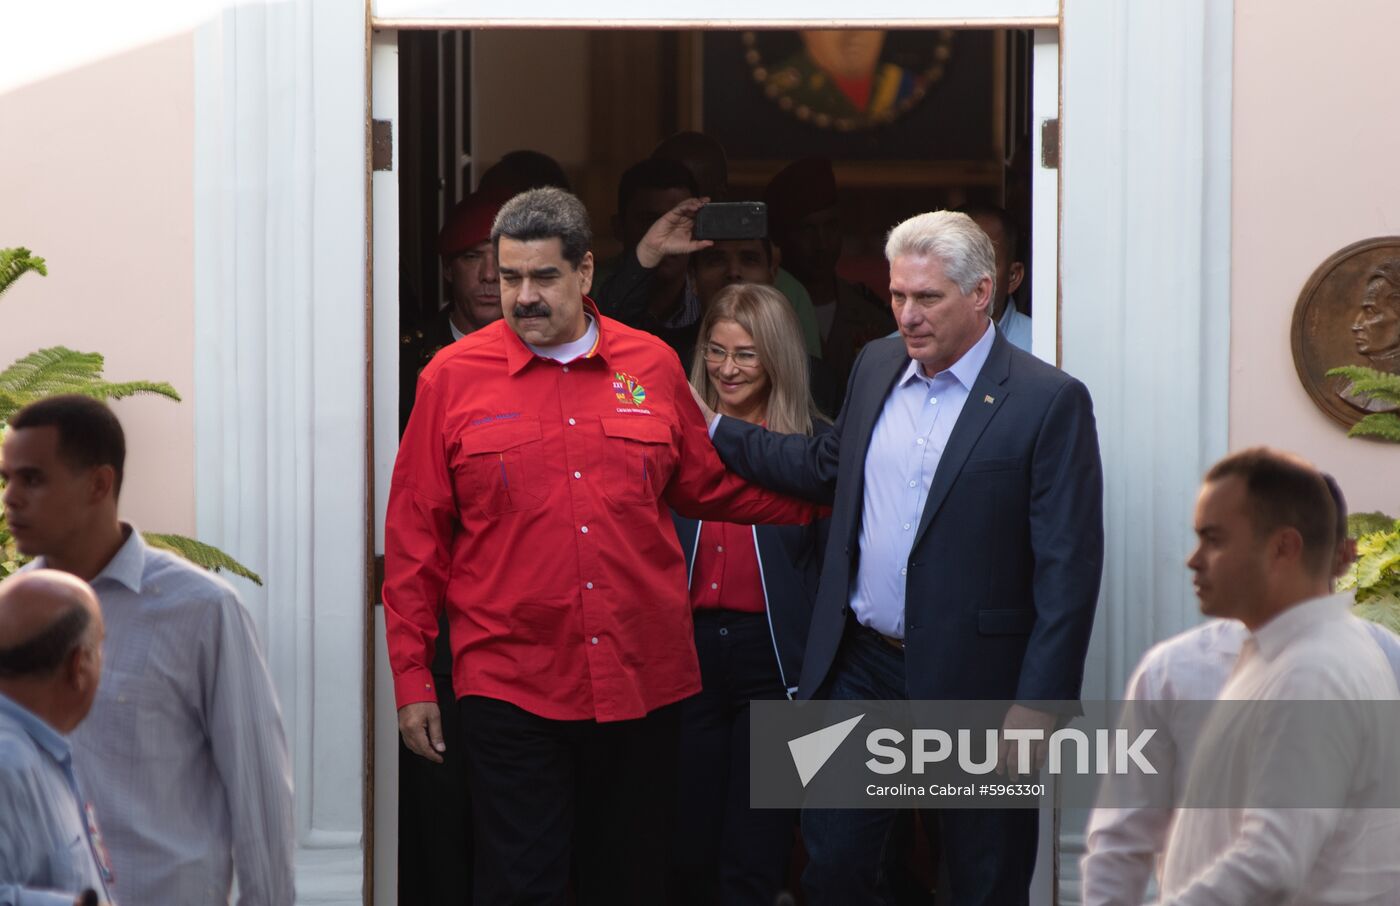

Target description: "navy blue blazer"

left=710, top=329, right=1104, bottom=703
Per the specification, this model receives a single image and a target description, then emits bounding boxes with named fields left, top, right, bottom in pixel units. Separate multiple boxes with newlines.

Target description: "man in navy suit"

left=697, top=210, right=1104, bottom=905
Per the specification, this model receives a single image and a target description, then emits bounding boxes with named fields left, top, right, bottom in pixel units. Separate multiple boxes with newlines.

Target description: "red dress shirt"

left=689, top=521, right=766, bottom=614
left=384, top=302, right=815, bottom=722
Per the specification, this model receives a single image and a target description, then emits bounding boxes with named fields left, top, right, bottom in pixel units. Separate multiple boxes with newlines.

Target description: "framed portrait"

left=697, top=29, right=1000, bottom=164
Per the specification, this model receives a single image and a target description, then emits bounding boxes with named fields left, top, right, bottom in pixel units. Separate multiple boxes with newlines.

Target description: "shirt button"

left=719, top=627, right=729, bottom=637
left=900, top=567, right=908, bottom=576
left=562, top=365, right=570, bottom=373
left=908, top=480, right=917, bottom=488
left=585, top=582, right=594, bottom=589
left=574, top=471, right=582, bottom=479
left=591, top=636, right=599, bottom=645
left=580, top=525, right=589, bottom=534
left=903, top=523, right=911, bottom=530
left=916, top=438, right=926, bottom=445
left=568, top=418, right=577, bottom=426
left=711, top=582, right=719, bottom=590
left=716, top=545, right=724, bottom=552
left=930, top=398, right=938, bottom=405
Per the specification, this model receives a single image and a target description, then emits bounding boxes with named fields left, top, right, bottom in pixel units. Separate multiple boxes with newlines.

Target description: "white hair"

left=884, top=210, right=996, bottom=296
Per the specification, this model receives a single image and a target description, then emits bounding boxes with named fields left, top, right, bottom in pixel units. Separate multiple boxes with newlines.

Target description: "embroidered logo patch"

left=613, top=372, right=647, bottom=406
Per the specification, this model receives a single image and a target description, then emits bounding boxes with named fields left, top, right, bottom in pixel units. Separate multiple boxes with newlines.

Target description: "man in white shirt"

left=1148, top=448, right=1400, bottom=904
left=1081, top=472, right=1400, bottom=904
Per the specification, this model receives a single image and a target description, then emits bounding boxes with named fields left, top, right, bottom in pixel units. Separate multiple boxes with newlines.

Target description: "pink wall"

left=1232, top=0, right=1400, bottom=518
left=0, top=34, right=196, bottom=535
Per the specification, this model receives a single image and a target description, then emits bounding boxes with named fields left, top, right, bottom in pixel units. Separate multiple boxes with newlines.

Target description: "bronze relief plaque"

left=1291, top=237, right=1400, bottom=428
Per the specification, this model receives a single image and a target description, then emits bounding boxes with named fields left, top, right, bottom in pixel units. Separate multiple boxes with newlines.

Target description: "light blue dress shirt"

left=998, top=298, right=1033, bottom=353
left=851, top=320, right=996, bottom=638
left=0, top=693, right=115, bottom=906
left=30, top=528, right=295, bottom=906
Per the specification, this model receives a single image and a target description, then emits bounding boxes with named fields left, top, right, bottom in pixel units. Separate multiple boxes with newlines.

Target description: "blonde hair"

left=689, top=283, right=828, bottom=435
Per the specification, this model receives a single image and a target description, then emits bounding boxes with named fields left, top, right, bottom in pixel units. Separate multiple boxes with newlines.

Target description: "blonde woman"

left=670, top=283, right=830, bottom=906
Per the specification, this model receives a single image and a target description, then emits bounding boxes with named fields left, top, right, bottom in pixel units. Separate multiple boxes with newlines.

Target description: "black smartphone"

left=693, top=202, right=767, bottom=241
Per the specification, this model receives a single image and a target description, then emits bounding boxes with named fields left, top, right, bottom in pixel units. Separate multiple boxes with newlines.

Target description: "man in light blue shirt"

left=0, top=570, right=115, bottom=906
left=962, top=203, right=1033, bottom=352
left=1, top=396, right=294, bottom=906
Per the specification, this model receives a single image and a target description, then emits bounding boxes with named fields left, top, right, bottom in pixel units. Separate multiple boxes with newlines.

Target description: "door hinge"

left=1040, top=118, right=1060, bottom=170
left=372, top=120, right=393, bottom=171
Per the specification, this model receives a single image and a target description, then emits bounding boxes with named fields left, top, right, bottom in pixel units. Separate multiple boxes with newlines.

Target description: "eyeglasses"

left=703, top=345, right=761, bottom=368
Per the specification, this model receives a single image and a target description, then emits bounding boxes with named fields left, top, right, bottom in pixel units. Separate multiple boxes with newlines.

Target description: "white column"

left=1057, top=0, right=1233, bottom=898
left=194, top=2, right=368, bottom=903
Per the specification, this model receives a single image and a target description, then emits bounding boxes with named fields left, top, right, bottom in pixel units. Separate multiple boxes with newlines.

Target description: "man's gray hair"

left=884, top=210, right=997, bottom=296
left=491, top=187, right=592, bottom=269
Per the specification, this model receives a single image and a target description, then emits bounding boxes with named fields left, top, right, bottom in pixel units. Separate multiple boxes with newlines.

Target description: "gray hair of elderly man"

left=884, top=210, right=997, bottom=298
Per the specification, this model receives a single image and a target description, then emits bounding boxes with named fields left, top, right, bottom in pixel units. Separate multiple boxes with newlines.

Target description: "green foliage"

left=0, top=247, right=261, bottom=586
left=1351, top=511, right=1399, bottom=538
left=143, top=534, right=263, bottom=585
left=1348, top=412, right=1400, bottom=443
left=1326, top=366, right=1400, bottom=405
left=1326, top=366, right=1400, bottom=442
left=0, top=248, right=47, bottom=299
left=1340, top=515, right=1400, bottom=630
left=0, top=347, right=180, bottom=424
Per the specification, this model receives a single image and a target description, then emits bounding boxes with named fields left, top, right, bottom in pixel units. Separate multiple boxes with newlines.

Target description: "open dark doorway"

left=390, top=26, right=1038, bottom=905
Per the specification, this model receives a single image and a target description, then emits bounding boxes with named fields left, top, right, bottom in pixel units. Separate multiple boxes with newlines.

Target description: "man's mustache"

left=513, top=303, right=551, bottom=320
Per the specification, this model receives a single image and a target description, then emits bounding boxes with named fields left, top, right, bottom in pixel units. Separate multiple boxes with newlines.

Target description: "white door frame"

left=369, top=10, right=1063, bottom=906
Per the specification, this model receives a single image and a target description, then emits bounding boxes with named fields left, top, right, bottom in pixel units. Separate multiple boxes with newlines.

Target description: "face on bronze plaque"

left=1292, top=237, right=1400, bottom=427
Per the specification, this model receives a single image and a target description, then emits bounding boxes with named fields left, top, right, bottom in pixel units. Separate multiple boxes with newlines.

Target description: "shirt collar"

left=504, top=297, right=611, bottom=375
left=1249, top=591, right=1352, bottom=662
left=30, top=523, right=145, bottom=593
left=91, top=524, right=146, bottom=593
left=0, top=691, right=70, bottom=763
left=899, top=318, right=996, bottom=389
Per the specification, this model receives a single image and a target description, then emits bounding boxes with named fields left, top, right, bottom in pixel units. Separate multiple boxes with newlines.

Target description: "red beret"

left=764, top=158, right=838, bottom=235
left=439, top=187, right=514, bottom=259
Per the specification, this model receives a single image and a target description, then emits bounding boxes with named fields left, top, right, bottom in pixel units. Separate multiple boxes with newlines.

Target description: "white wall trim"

left=194, top=2, right=368, bottom=903
left=1057, top=0, right=1233, bottom=897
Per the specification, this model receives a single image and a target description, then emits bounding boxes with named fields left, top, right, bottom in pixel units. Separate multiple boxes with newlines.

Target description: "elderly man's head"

left=0, top=570, right=104, bottom=733
left=492, top=188, right=596, bottom=348
left=885, top=211, right=995, bottom=375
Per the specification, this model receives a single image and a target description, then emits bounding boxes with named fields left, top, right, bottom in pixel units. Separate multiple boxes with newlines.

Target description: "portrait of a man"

left=764, top=31, right=922, bottom=128
left=1337, top=259, right=1400, bottom=413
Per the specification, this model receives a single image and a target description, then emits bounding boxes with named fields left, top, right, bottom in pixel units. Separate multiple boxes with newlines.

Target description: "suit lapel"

left=912, top=334, right=1013, bottom=547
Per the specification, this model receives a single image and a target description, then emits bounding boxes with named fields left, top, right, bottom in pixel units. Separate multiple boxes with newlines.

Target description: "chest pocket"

left=457, top=418, right=547, bottom=516
left=600, top=416, right=673, bottom=507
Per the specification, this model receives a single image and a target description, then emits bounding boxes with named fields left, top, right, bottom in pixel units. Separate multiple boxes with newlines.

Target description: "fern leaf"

left=142, top=533, right=263, bottom=585
left=0, top=347, right=105, bottom=398
left=0, top=248, right=48, bottom=299
left=1348, top=412, right=1400, bottom=443
left=0, top=348, right=181, bottom=423
left=1326, top=366, right=1400, bottom=405
left=70, top=381, right=181, bottom=405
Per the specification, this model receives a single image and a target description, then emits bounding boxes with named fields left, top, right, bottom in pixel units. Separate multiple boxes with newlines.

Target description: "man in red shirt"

left=385, top=187, right=816, bottom=906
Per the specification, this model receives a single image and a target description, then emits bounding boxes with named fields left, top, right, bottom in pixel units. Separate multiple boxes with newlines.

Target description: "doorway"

left=371, top=22, right=1062, bottom=905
